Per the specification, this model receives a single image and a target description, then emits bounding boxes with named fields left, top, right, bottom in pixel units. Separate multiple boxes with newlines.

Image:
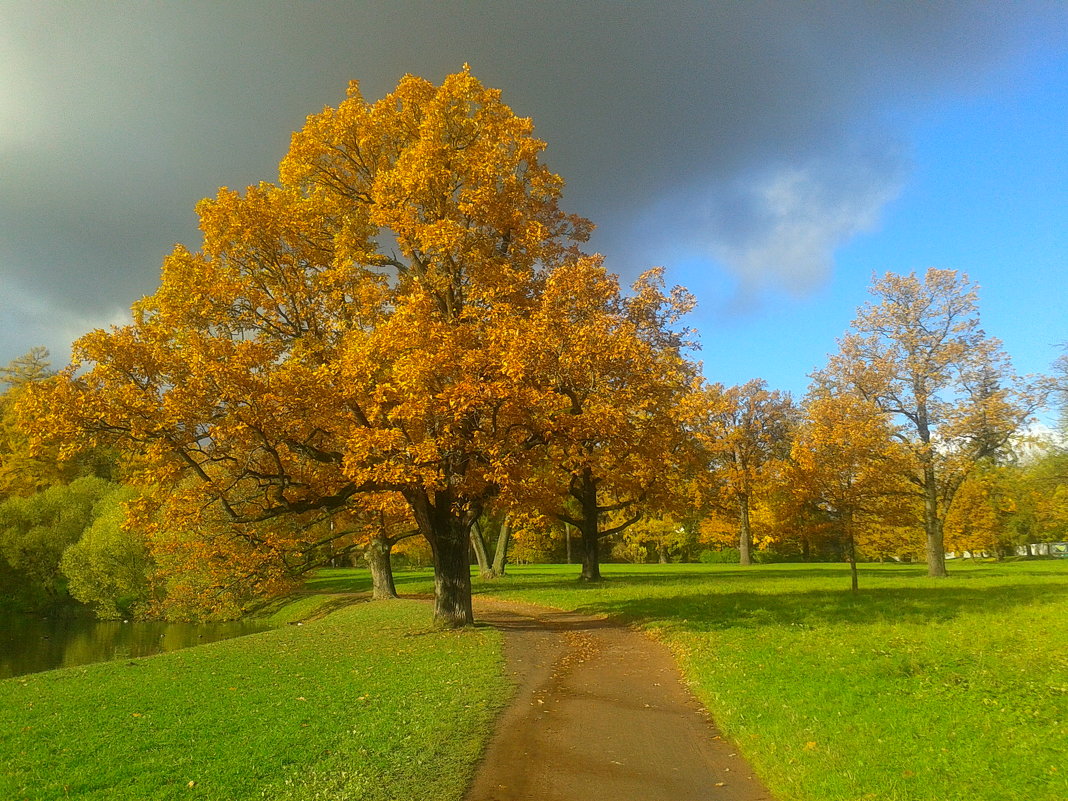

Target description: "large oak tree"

left=27, top=69, right=594, bottom=626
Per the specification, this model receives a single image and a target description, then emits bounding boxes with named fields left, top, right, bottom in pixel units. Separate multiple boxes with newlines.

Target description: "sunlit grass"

left=471, top=560, right=1068, bottom=801
left=0, top=599, right=505, bottom=800
left=6, top=560, right=1064, bottom=800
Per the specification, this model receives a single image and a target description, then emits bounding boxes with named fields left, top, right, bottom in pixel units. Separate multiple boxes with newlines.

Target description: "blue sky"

left=1, top=2, right=1065, bottom=409
left=685, top=43, right=1068, bottom=398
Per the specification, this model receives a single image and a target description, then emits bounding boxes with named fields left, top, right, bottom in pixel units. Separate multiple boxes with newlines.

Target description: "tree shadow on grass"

left=302, top=568, right=436, bottom=594
left=567, top=582, right=1068, bottom=632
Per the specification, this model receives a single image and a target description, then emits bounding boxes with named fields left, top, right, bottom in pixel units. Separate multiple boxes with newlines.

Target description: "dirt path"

left=465, top=598, right=775, bottom=801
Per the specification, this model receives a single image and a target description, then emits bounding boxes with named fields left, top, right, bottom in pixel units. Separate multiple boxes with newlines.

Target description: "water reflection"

left=0, top=616, right=271, bottom=679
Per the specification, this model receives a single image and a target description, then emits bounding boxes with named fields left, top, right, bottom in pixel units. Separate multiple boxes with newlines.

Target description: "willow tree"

left=817, top=269, right=1040, bottom=577
left=26, top=69, right=591, bottom=626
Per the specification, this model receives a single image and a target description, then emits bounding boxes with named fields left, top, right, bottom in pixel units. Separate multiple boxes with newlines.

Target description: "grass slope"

left=0, top=598, right=506, bottom=801
left=470, top=561, right=1068, bottom=801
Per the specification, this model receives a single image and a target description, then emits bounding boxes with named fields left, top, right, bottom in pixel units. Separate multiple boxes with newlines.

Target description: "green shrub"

left=699, top=547, right=740, bottom=563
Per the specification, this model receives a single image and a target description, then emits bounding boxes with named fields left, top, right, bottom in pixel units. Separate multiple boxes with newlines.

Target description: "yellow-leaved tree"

left=817, top=270, right=1043, bottom=577
left=687, top=380, right=796, bottom=565
left=791, top=392, right=914, bottom=590
left=24, top=69, right=599, bottom=626
left=505, top=258, right=698, bottom=580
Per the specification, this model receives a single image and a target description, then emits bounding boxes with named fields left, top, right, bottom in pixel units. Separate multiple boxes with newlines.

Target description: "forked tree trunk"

left=491, top=515, right=510, bottom=577
left=470, top=520, right=493, bottom=578
left=366, top=535, right=399, bottom=600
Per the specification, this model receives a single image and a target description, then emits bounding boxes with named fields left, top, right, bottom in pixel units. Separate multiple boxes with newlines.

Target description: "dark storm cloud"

left=1, top=0, right=1064, bottom=364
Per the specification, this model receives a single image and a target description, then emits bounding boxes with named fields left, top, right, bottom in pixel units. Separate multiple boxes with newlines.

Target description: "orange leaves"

left=28, top=68, right=702, bottom=616
left=790, top=393, right=914, bottom=549
left=816, top=269, right=1038, bottom=570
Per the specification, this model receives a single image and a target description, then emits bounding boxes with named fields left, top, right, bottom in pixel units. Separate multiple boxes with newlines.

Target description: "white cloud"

left=696, top=150, right=906, bottom=294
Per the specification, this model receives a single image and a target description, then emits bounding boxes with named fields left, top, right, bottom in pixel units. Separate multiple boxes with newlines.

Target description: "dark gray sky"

left=2, top=1, right=1066, bottom=393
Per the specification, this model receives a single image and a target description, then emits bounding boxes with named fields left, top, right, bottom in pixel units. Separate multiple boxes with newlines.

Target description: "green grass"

left=0, top=598, right=506, bottom=801
left=6, top=561, right=1066, bottom=800
left=468, top=560, right=1068, bottom=801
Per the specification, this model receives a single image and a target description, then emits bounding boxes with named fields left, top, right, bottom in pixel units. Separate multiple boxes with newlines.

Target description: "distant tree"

left=471, top=512, right=512, bottom=578
left=690, top=380, right=796, bottom=565
left=817, top=270, right=1043, bottom=577
left=613, top=513, right=689, bottom=564
left=791, top=393, right=913, bottom=590
left=943, top=465, right=1015, bottom=558
left=512, top=260, right=697, bottom=580
left=0, top=346, right=53, bottom=387
left=59, top=483, right=153, bottom=618
left=0, top=476, right=116, bottom=610
left=0, top=348, right=118, bottom=500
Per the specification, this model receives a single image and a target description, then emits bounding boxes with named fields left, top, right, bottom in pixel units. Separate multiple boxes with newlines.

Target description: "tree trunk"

left=738, top=494, right=753, bottom=566
left=365, top=535, right=398, bottom=600
left=565, top=523, right=573, bottom=564
left=657, top=542, right=668, bottom=564
left=846, top=514, right=858, bottom=592
left=917, top=412, right=948, bottom=578
left=407, top=489, right=475, bottom=627
left=579, top=526, right=602, bottom=581
left=923, top=464, right=948, bottom=577
left=470, top=520, right=493, bottom=578
left=430, top=530, right=474, bottom=627
left=491, top=514, right=510, bottom=576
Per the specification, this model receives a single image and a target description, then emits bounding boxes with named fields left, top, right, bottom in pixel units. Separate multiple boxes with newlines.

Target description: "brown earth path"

left=465, top=597, right=775, bottom=801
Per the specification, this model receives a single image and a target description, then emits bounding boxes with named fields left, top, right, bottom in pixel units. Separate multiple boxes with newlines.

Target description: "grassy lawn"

left=5, top=561, right=1065, bottom=801
left=0, top=597, right=506, bottom=801
left=468, top=560, right=1068, bottom=801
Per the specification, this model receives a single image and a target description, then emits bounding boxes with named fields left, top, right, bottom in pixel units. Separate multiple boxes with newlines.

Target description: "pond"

left=0, top=615, right=272, bottom=679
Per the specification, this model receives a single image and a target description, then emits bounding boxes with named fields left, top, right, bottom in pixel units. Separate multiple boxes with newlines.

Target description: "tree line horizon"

left=1, top=68, right=1065, bottom=624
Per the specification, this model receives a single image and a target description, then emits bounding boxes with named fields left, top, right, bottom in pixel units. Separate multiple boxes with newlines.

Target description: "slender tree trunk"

left=491, top=514, right=510, bottom=577
left=846, top=513, right=858, bottom=592
left=923, top=462, right=948, bottom=577
left=470, top=520, right=493, bottom=578
left=565, top=523, right=572, bottom=564
left=657, top=542, right=668, bottom=564
left=366, top=535, right=398, bottom=600
left=917, top=409, right=948, bottom=578
left=738, top=494, right=753, bottom=566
